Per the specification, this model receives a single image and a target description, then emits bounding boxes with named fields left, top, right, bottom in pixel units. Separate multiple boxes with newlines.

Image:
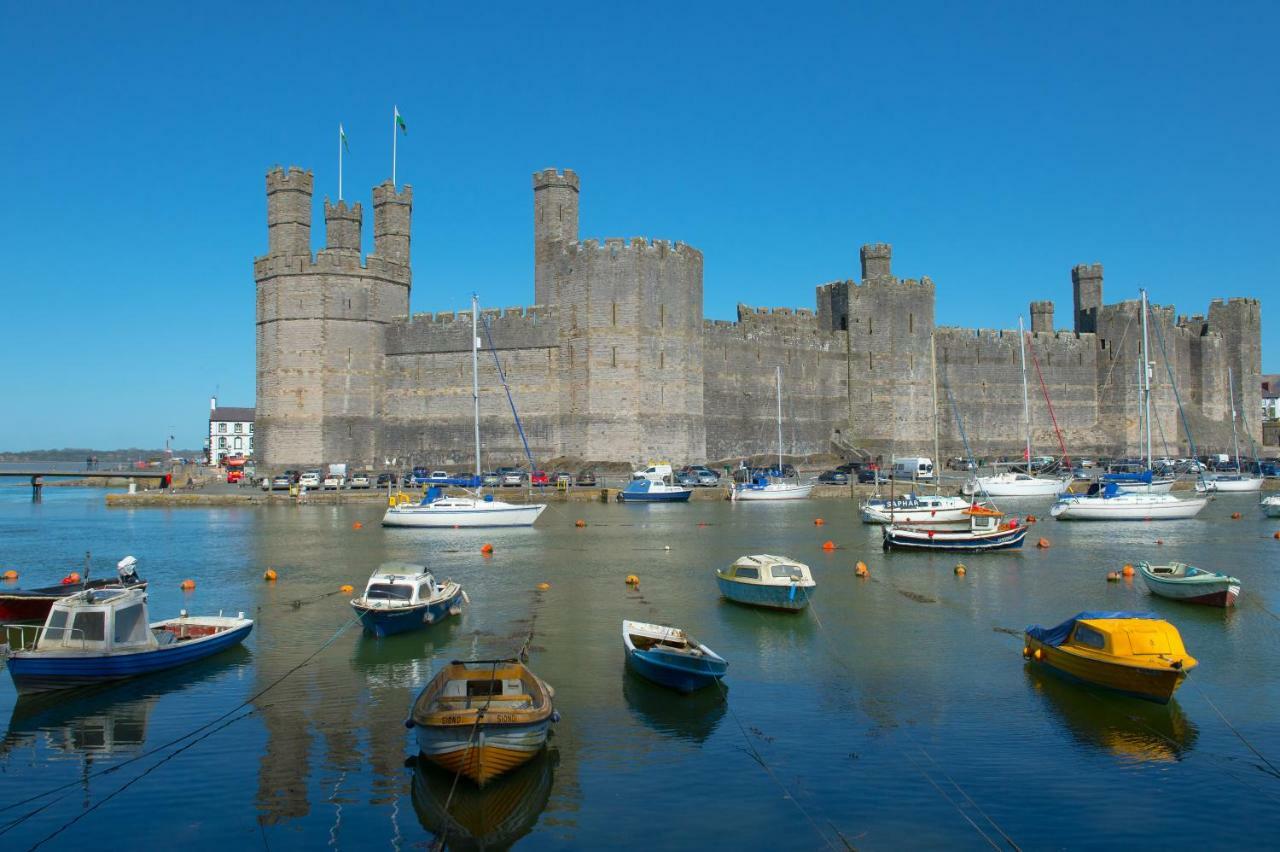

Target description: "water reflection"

left=622, top=670, right=728, bottom=743
left=410, top=749, right=557, bottom=850
left=1024, top=665, right=1198, bottom=763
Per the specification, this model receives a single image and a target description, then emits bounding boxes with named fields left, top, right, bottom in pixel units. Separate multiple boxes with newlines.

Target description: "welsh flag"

left=395, top=107, right=407, bottom=135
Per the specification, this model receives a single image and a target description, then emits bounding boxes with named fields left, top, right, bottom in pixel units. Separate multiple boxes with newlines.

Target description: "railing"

left=1, top=623, right=88, bottom=652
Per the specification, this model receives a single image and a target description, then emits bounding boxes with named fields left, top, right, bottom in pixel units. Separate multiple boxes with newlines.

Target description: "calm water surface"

left=1, top=486, right=1278, bottom=849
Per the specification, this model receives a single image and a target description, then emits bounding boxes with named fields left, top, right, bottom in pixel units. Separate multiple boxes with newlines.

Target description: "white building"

left=1263, top=375, right=1280, bottom=421
left=208, top=397, right=255, bottom=465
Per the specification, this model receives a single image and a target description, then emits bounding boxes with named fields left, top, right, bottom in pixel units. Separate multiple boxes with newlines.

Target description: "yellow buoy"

left=263, top=568, right=278, bottom=582
left=340, top=584, right=354, bottom=593
left=954, top=563, right=966, bottom=576
left=1033, top=648, right=1043, bottom=661
left=625, top=574, right=640, bottom=586
left=480, top=543, right=494, bottom=556
left=2, top=569, right=17, bottom=581
left=180, top=579, right=196, bottom=591
left=536, top=582, right=551, bottom=591
left=854, top=560, right=869, bottom=577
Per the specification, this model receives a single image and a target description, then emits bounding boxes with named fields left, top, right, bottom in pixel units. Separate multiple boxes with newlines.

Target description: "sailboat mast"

left=931, top=332, right=939, bottom=494
left=1228, top=366, right=1241, bottom=472
left=775, top=366, right=783, bottom=475
left=1018, top=316, right=1031, bottom=466
left=1140, top=290, right=1153, bottom=475
left=472, top=294, right=481, bottom=481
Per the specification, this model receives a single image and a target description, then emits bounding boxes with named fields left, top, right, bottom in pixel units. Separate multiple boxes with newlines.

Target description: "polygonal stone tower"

left=532, top=168, right=579, bottom=305
left=1030, top=300, right=1054, bottom=334
left=1072, top=263, right=1103, bottom=333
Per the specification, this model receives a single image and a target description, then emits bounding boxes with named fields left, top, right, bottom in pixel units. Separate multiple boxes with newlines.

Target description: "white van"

left=892, top=457, right=935, bottom=481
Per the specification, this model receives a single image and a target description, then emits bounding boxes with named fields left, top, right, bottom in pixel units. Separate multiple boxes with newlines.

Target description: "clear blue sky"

left=2, top=2, right=1276, bottom=450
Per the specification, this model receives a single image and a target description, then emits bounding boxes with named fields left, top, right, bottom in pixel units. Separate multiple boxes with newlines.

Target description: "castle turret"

left=324, top=199, right=362, bottom=255
left=266, top=166, right=313, bottom=257
left=533, top=168, right=580, bottom=305
left=372, top=181, right=412, bottom=266
left=1030, top=300, right=1054, bottom=334
left=860, top=243, right=892, bottom=281
left=1072, top=263, right=1103, bottom=333
left=1207, top=297, right=1263, bottom=445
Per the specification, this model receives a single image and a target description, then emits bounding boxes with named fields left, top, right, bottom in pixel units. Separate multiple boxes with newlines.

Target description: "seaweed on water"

left=896, top=589, right=937, bottom=604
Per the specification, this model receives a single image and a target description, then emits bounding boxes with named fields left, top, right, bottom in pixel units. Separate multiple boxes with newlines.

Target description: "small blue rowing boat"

left=350, top=563, right=466, bottom=638
left=715, top=554, right=815, bottom=611
left=622, top=620, right=727, bottom=693
left=1, top=587, right=252, bottom=695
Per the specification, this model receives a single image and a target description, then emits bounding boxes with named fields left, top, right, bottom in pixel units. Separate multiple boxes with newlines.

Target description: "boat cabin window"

left=42, top=608, right=69, bottom=642
left=1073, top=624, right=1107, bottom=650
left=734, top=566, right=760, bottom=580
left=770, top=564, right=805, bottom=580
left=72, top=611, right=106, bottom=642
left=973, top=515, right=995, bottom=530
left=113, top=603, right=148, bottom=645
left=365, top=583, right=413, bottom=601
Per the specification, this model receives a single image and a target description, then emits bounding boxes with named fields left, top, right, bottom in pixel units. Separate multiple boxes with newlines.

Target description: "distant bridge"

left=0, top=469, right=172, bottom=502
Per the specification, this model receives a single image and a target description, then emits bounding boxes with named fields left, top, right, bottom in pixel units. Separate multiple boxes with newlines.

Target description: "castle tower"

left=860, top=243, right=893, bottom=282
left=266, top=166, right=313, bottom=257
left=323, top=199, right=362, bottom=255
left=372, top=181, right=412, bottom=266
left=1207, top=297, right=1263, bottom=445
left=1072, top=263, right=1103, bottom=333
left=1030, top=300, right=1054, bottom=334
left=533, top=168, right=580, bottom=305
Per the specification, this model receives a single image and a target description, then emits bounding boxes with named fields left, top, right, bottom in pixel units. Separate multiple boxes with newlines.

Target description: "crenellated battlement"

left=567, top=236, right=702, bottom=259
left=1072, top=263, right=1104, bottom=279
left=387, top=303, right=559, bottom=356
left=860, top=243, right=893, bottom=280
left=532, top=167, right=580, bottom=191
left=266, top=165, right=313, bottom=192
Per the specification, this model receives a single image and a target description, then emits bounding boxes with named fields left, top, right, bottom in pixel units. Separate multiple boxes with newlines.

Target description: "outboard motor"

left=116, top=555, right=141, bottom=586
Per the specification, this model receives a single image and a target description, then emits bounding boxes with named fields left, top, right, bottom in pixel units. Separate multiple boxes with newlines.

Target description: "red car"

left=530, top=470, right=549, bottom=486
left=226, top=468, right=244, bottom=484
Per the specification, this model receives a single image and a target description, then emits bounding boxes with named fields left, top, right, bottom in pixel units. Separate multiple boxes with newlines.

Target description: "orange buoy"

left=536, top=582, right=551, bottom=591
left=697, top=522, right=707, bottom=528
left=1036, top=538, right=1050, bottom=549
left=1155, top=539, right=1164, bottom=546
left=1231, top=512, right=1242, bottom=520
left=1274, top=531, right=1280, bottom=540
left=575, top=519, right=586, bottom=527
left=1022, top=646, right=1031, bottom=659
left=1026, top=514, right=1037, bottom=523
left=1106, top=571, right=1120, bottom=582
left=814, top=518, right=825, bottom=526
left=625, top=574, right=640, bottom=587
left=352, top=521, right=363, bottom=530
left=180, top=579, right=196, bottom=591
left=480, top=543, right=494, bottom=556
left=263, top=568, right=278, bottom=582
left=1, top=569, right=17, bottom=581
left=822, top=540, right=836, bottom=551
left=954, top=563, right=966, bottom=576
left=340, top=584, right=354, bottom=593
left=61, top=572, right=81, bottom=585
left=1122, top=564, right=1135, bottom=578
left=855, top=561, right=869, bottom=577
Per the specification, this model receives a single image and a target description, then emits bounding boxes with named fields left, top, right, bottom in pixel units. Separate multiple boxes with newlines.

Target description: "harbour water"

left=1, top=485, right=1278, bottom=848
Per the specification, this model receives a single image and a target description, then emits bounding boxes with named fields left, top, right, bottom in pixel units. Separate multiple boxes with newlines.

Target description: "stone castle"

left=254, top=166, right=1263, bottom=469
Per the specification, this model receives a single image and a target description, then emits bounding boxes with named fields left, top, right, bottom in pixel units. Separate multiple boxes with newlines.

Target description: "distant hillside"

left=0, top=448, right=202, bottom=463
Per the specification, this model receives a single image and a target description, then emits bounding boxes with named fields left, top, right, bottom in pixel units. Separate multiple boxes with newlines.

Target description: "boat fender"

left=1171, top=660, right=1183, bottom=669
left=423, top=612, right=434, bottom=624
left=1033, top=648, right=1043, bottom=661
left=789, top=584, right=797, bottom=602
left=1022, top=646, right=1030, bottom=659
left=551, top=711, right=561, bottom=723
left=461, top=589, right=471, bottom=604
left=403, top=718, right=416, bottom=729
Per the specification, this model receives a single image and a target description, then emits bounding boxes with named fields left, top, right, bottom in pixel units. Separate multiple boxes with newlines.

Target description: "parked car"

left=676, top=470, right=699, bottom=487
left=553, top=471, right=574, bottom=486
left=576, top=469, right=597, bottom=487
left=299, top=471, right=322, bottom=488
left=349, top=473, right=371, bottom=489
left=283, top=469, right=301, bottom=484
left=226, top=468, right=244, bottom=484
left=817, top=469, right=849, bottom=484
left=695, top=469, right=719, bottom=486
left=501, top=470, right=526, bottom=487
left=482, top=471, right=502, bottom=487
left=857, top=468, right=884, bottom=484
left=323, top=474, right=344, bottom=489
left=947, top=457, right=976, bottom=471
left=530, top=470, right=549, bottom=486
left=376, top=472, right=397, bottom=487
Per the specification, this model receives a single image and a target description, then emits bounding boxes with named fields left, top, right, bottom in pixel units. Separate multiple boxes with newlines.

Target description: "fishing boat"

left=1050, top=291, right=1206, bottom=521
left=859, top=493, right=972, bottom=525
left=0, top=556, right=146, bottom=623
left=0, top=587, right=252, bottom=695
left=715, top=554, right=814, bottom=611
left=1262, top=494, right=1280, bottom=518
left=618, top=463, right=693, bottom=503
left=382, top=295, right=547, bottom=528
left=882, top=506, right=1028, bottom=552
left=731, top=367, right=814, bottom=502
left=621, top=620, right=728, bottom=693
left=349, top=563, right=466, bottom=637
left=408, top=659, right=557, bottom=786
left=1023, top=611, right=1196, bottom=704
left=1139, top=562, right=1241, bottom=607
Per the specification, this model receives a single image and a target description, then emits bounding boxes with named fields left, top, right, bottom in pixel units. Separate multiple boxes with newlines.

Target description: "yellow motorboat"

left=1023, top=611, right=1197, bottom=704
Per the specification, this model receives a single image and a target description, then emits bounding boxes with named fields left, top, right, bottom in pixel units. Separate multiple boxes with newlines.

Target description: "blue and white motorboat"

left=860, top=493, right=972, bottom=524
left=715, top=554, right=815, bottom=611
left=0, top=587, right=252, bottom=695
left=883, top=506, right=1028, bottom=551
left=350, top=563, right=466, bottom=638
left=622, top=620, right=728, bottom=693
left=618, top=464, right=693, bottom=503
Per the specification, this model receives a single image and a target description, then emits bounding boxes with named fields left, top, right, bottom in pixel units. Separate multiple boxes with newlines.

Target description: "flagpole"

left=392, top=106, right=398, bottom=187
left=338, top=124, right=343, bottom=201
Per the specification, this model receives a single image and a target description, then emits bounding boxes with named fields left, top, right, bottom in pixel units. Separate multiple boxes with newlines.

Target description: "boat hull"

left=860, top=505, right=971, bottom=525
left=382, top=502, right=546, bottom=528
left=618, top=488, right=692, bottom=503
left=882, top=525, right=1027, bottom=552
left=0, top=579, right=148, bottom=623
left=734, top=483, right=813, bottom=501
left=352, top=588, right=464, bottom=637
left=1140, top=571, right=1240, bottom=608
left=1024, top=635, right=1186, bottom=704
left=1197, top=477, right=1264, bottom=493
left=964, top=477, right=1066, bottom=497
left=715, top=575, right=811, bottom=611
left=5, top=620, right=253, bottom=695
left=416, top=718, right=551, bottom=786
left=1050, top=495, right=1207, bottom=520
left=1264, top=498, right=1280, bottom=518
left=624, top=648, right=727, bottom=694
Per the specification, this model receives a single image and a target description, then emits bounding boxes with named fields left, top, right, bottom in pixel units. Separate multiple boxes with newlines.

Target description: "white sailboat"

left=733, top=367, right=814, bottom=501
left=383, top=296, right=547, bottom=528
left=964, top=319, right=1070, bottom=498
left=1052, top=290, right=1206, bottom=521
left=1196, top=367, right=1263, bottom=494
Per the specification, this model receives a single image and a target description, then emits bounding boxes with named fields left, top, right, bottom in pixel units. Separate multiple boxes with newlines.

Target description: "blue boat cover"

left=1026, top=611, right=1161, bottom=646
left=1102, top=470, right=1153, bottom=484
